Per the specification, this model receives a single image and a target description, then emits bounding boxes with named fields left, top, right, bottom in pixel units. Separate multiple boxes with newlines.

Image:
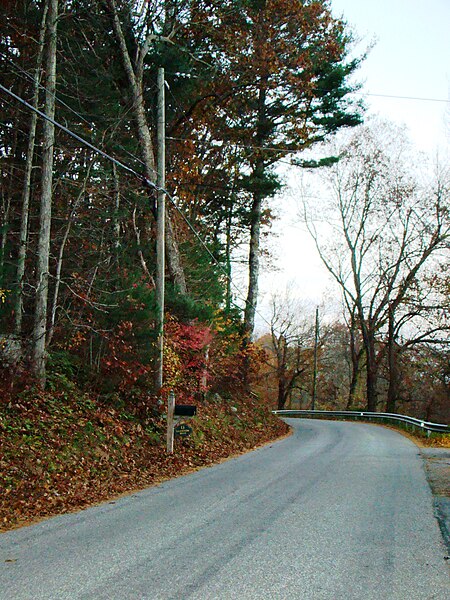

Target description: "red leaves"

left=163, top=316, right=214, bottom=400
left=166, top=317, right=213, bottom=354
left=99, top=320, right=150, bottom=392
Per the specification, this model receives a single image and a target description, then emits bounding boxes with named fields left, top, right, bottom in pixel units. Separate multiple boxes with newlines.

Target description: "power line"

left=7, top=55, right=446, bottom=179
left=0, top=82, right=145, bottom=182
left=0, top=81, right=277, bottom=333
left=2, top=55, right=149, bottom=170
left=164, top=69, right=450, bottom=104
left=362, top=91, right=449, bottom=104
left=1, top=52, right=92, bottom=126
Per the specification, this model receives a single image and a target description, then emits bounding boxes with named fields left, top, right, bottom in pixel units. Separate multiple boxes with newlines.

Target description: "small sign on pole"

left=174, top=423, right=193, bottom=438
left=166, top=392, right=196, bottom=452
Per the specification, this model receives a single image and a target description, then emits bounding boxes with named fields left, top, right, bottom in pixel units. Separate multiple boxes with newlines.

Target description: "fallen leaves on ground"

left=0, top=387, right=289, bottom=531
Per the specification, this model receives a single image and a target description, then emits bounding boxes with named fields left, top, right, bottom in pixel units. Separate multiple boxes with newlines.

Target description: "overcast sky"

left=331, top=0, right=450, bottom=152
left=254, top=0, right=450, bottom=333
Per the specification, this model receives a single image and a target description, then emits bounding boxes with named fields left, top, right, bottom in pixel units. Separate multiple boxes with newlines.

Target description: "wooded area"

left=1, top=0, right=449, bottom=532
left=0, top=1, right=362, bottom=396
left=0, top=0, right=448, bottom=422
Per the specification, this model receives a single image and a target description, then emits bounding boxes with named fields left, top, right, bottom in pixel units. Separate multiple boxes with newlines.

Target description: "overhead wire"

left=0, top=81, right=279, bottom=332
left=4, top=55, right=446, bottom=180
left=0, top=82, right=143, bottom=181
left=10, top=51, right=429, bottom=331
left=0, top=74, right=338, bottom=333
left=1, top=55, right=150, bottom=172
left=361, top=91, right=449, bottom=104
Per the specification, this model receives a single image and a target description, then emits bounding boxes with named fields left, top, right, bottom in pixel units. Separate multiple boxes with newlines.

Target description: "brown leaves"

left=1, top=383, right=288, bottom=532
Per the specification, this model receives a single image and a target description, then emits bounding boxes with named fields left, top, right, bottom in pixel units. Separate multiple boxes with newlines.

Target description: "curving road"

left=1, top=419, right=448, bottom=599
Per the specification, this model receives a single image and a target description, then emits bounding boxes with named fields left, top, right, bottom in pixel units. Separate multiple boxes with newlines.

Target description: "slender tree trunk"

left=165, top=207, right=187, bottom=295
left=225, top=201, right=233, bottom=311
left=347, top=313, right=361, bottom=409
left=347, top=350, right=362, bottom=409
left=15, top=0, right=49, bottom=337
left=132, top=205, right=155, bottom=286
left=47, top=163, right=91, bottom=346
left=109, top=0, right=156, bottom=180
left=244, top=84, right=267, bottom=336
left=109, top=0, right=187, bottom=294
left=386, top=304, right=400, bottom=413
left=0, top=171, right=13, bottom=276
left=1, top=120, right=20, bottom=276
left=364, top=328, right=378, bottom=412
left=32, top=0, right=58, bottom=384
left=244, top=189, right=262, bottom=336
left=112, top=162, right=121, bottom=256
left=311, top=306, right=319, bottom=410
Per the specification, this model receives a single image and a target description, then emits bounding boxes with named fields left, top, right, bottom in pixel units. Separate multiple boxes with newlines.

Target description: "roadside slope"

left=0, top=385, right=288, bottom=531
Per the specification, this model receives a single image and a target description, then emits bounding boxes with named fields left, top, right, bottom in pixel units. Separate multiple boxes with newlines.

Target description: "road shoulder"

left=420, top=448, right=450, bottom=555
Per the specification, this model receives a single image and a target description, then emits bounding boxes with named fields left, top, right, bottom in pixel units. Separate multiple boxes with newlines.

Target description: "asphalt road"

left=1, top=419, right=449, bottom=600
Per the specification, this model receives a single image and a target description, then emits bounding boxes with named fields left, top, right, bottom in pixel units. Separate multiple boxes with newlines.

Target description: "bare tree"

left=303, top=121, right=449, bottom=411
left=266, top=292, right=315, bottom=410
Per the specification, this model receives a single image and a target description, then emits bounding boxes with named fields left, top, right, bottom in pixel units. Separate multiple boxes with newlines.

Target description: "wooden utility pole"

left=311, top=306, right=319, bottom=410
left=166, top=390, right=175, bottom=453
left=156, top=67, right=165, bottom=394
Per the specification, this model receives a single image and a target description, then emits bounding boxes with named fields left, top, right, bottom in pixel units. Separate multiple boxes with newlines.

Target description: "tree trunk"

left=365, top=333, right=378, bottom=412
left=165, top=207, right=187, bottom=294
left=15, top=0, right=49, bottom=337
left=277, top=377, right=287, bottom=410
left=244, top=191, right=262, bottom=337
left=47, top=162, right=91, bottom=346
left=112, top=162, right=121, bottom=256
left=1, top=168, right=13, bottom=277
left=347, top=350, right=362, bottom=410
left=1, top=112, right=20, bottom=276
left=109, top=0, right=187, bottom=294
left=346, top=315, right=361, bottom=409
left=32, top=0, right=58, bottom=384
left=225, top=201, right=233, bottom=311
left=244, top=82, right=267, bottom=337
left=386, top=304, right=400, bottom=413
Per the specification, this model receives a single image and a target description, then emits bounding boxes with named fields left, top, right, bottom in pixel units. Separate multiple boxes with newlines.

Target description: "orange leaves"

left=66, top=330, right=87, bottom=350
left=0, top=367, right=290, bottom=531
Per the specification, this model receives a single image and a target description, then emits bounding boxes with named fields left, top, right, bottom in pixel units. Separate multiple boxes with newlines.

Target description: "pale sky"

left=331, top=0, right=450, bottom=153
left=255, top=0, right=450, bottom=334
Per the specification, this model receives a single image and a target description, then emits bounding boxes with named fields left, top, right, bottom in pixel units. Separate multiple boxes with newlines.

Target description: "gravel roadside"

left=421, top=448, right=450, bottom=554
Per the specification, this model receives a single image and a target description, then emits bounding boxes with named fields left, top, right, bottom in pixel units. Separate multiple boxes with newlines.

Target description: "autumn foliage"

left=0, top=377, right=288, bottom=531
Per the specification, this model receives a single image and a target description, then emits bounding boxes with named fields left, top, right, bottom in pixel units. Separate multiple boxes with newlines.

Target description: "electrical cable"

left=1, top=52, right=92, bottom=126
left=1, top=55, right=150, bottom=171
left=6, top=56, right=446, bottom=186
left=362, top=91, right=449, bottom=104
left=0, top=81, right=278, bottom=332
left=0, top=82, right=147, bottom=183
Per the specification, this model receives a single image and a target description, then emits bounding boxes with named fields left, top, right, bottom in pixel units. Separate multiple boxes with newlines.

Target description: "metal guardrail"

left=272, top=409, right=449, bottom=434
